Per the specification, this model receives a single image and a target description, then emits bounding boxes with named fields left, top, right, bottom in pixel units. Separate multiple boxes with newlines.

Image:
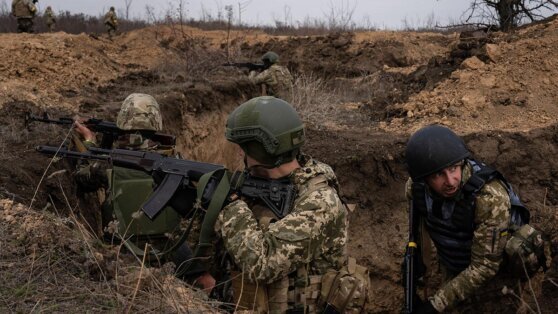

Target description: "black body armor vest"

left=412, top=159, right=529, bottom=273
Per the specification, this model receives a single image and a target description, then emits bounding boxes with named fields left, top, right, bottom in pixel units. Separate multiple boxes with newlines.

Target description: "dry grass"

left=0, top=186, right=221, bottom=313
left=290, top=73, right=342, bottom=127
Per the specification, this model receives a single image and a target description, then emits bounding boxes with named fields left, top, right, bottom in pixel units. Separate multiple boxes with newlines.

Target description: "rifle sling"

left=193, top=169, right=232, bottom=260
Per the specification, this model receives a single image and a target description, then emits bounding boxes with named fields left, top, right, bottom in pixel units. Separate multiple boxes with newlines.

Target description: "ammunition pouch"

left=505, top=224, right=548, bottom=278
left=318, top=257, right=369, bottom=313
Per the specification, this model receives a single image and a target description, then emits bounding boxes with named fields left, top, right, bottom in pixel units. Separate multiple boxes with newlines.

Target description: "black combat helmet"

left=405, top=125, right=470, bottom=181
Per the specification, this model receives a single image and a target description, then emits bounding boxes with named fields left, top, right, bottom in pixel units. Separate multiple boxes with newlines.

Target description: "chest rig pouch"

left=107, top=166, right=182, bottom=260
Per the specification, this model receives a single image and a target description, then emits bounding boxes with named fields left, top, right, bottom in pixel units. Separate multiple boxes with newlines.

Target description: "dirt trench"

left=3, top=68, right=558, bottom=312
left=305, top=124, right=558, bottom=312
left=2, top=26, right=558, bottom=312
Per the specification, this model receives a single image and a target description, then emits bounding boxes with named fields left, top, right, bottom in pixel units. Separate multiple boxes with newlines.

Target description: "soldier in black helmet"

left=403, top=125, right=545, bottom=313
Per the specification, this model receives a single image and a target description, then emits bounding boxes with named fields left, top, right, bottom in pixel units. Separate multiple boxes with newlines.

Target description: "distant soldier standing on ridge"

left=250, top=51, right=294, bottom=101
left=11, top=0, right=37, bottom=33
left=44, top=6, right=56, bottom=32
left=104, top=6, right=118, bottom=39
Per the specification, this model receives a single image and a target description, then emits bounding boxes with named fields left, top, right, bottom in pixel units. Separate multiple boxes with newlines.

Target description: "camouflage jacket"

left=250, top=64, right=294, bottom=100
left=405, top=161, right=510, bottom=311
left=215, top=154, right=348, bottom=284
left=11, top=0, right=36, bottom=18
left=44, top=8, right=55, bottom=24
left=104, top=10, right=118, bottom=27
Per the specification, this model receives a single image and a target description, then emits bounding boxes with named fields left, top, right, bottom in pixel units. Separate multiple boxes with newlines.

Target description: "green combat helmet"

left=261, top=51, right=279, bottom=65
left=226, top=96, right=305, bottom=167
left=116, top=93, right=163, bottom=131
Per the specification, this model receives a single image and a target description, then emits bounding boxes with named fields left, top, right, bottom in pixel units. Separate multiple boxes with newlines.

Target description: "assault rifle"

left=222, top=62, right=267, bottom=72
left=36, top=145, right=222, bottom=220
left=26, top=112, right=176, bottom=149
left=36, top=145, right=298, bottom=220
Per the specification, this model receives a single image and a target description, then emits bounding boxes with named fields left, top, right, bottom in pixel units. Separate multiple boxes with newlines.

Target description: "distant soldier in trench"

left=72, top=93, right=215, bottom=292
left=11, top=0, right=37, bottom=33
left=103, top=6, right=118, bottom=40
left=44, top=6, right=56, bottom=32
left=402, top=125, right=547, bottom=313
left=249, top=51, right=294, bottom=101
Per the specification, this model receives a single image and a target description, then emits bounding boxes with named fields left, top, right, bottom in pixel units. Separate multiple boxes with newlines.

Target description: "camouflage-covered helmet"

left=405, top=125, right=470, bottom=181
left=110, top=6, right=115, bottom=11
left=261, top=51, right=279, bottom=64
left=226, top=96, right=305, bottom=167
left=116, top=93, right=163, bottom=131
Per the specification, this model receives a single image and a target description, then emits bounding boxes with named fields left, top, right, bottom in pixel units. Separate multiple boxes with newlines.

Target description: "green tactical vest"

left=106, top=166, right=181, bottom=259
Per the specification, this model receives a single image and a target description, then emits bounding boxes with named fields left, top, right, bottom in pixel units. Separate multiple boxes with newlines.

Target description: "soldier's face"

left=245, top=154, right=269, bottom=177
left=425, top=162, right=463, bottom=198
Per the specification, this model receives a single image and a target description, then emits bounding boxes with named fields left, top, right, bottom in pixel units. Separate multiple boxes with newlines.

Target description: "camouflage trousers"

left=46, top=22, right=55, bottom=32
left=16, top=18, right=34, bottom=33
left=105, top=24, right=116, bottom=39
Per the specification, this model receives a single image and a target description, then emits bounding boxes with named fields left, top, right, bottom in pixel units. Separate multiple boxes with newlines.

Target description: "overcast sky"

left=29, top=0, right=474, bottom=29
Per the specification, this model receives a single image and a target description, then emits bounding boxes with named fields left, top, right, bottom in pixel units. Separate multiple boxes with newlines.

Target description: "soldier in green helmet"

left=199, top=96, right=369, bottom=312
left=72, top=93, right=215, bottom=291
left=250, top=51, right=294, bottom=101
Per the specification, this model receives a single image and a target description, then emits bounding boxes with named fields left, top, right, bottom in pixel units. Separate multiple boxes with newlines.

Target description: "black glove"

left=415, top=299, right=437, bottom=314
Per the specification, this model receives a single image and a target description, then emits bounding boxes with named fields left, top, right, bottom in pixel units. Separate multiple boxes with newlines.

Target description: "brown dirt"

left=1, top=18, right=558, bottom=312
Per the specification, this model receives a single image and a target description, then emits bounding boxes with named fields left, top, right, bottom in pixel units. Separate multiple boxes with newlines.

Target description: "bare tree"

left=225, top=5, right=233, bottom=59
left=237, top=0, right=251, bottom=26
left=323, top=0, right=357, bottom=31
left=284, top=5, right=292, bottom=28
left=124, top=0, right=133, bottom=20
left=464, top=0, right=558, bottom=31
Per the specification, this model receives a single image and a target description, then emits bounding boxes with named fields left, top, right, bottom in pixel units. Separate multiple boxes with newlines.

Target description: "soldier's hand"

left=193, top=272, right=216, bottom=295
left=73, top=120, right=96, bottom=142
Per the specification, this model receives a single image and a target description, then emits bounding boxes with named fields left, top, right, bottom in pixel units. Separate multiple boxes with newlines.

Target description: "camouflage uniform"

left=215, top=154, right=348, bottom=312
left=74, top=94, right=185, bottom=264
left=11, top=0, right=37, bottom=33
left=44, top=6, right=55, bottom=32
left=250, top=64, right=294, bottom=101
left=405, top=162, right=511, bottom=312
left=104, top=8, right=118, bottom=39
